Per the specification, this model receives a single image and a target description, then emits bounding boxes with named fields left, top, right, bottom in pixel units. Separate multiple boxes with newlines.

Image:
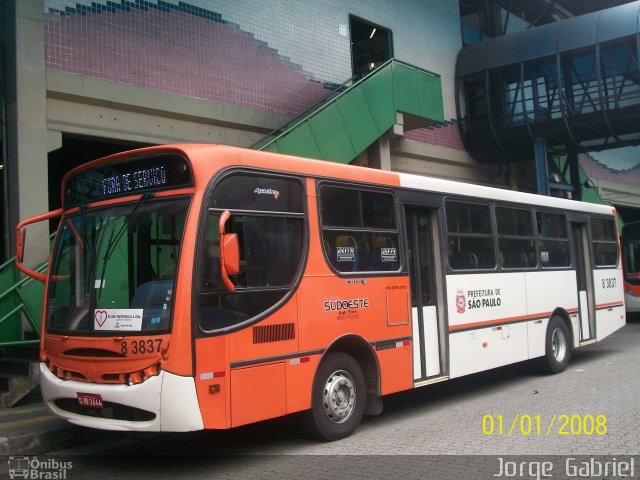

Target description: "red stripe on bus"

left=595, top=301, right=624, bottom=309
left=449, top=308, right=579, bottom=332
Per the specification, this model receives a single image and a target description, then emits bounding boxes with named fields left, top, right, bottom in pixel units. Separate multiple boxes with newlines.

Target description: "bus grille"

left=253, top=323, right=295, bottom=344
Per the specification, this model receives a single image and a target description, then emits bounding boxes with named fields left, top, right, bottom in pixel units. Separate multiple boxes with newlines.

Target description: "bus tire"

left=302, top=352, right=366, bottom=441
left=540, top=316, right=572, bottom=374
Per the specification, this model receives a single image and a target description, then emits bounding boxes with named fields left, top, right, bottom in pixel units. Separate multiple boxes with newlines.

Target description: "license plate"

left=76, top=392, right=103, bottom=409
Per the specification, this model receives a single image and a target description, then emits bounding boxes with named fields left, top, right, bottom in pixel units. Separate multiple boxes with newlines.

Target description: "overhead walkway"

left=256, top=59, right=444, bottom=163
left=456, top=0, right=640, bottom=165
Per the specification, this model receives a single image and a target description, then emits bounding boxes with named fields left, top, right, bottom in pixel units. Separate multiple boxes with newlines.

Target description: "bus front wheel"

left=540, top=316, right=572, bottom=374
left=303, top=352, right=366, bottom=441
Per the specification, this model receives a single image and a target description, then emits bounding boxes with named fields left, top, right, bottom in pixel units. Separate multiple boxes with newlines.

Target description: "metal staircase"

left=255, top=59, right=445, bottom=162
left=0, top=256, right=46, bottom=407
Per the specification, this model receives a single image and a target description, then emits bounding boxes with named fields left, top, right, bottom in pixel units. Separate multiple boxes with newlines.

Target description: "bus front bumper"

left=40, top=363, right=204, bottom=432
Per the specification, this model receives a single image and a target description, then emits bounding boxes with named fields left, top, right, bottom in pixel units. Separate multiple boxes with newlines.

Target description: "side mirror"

left=218, top=210, right=239, bottom=293
left=15, top=208, right=63, bottom=282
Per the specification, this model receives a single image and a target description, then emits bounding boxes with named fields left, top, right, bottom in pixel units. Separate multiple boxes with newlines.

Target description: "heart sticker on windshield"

left=94, top=310, right=108, bottom=327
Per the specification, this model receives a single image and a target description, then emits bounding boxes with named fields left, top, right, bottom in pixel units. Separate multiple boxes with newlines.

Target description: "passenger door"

left=405, top=207, right=445, bottom=382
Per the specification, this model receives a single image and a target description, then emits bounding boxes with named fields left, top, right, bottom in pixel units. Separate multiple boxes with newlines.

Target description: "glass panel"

left=539, top=240, right=570, bottom=267
left=198, top=212, right=304, bottom=331
left=323, top=230, right=400, bottom=273
left=448, top=236, right=495, bottom=270
left=321, top=188, right=360, bottom=227
left=446, top=201, right=491, bottom=234
left=361, top=190, right=396, bottom=229
left=591, top=218, right=616, bottom=241
left=496, top=207, right=533, bottom=236
left=47, top=198, right=189, bottom=334
left=210, top=174, right=304, bottom=213
left=593, top=243, right=618, bottom=267
left=537, top=212, right=568, bottom=238
left=499, top=239, right=536, bottom=268
left=624, top=238, right=640, bottom=285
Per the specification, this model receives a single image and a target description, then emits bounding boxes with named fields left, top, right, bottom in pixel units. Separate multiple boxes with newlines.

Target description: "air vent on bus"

left=253, top=323, right=295, bottom=344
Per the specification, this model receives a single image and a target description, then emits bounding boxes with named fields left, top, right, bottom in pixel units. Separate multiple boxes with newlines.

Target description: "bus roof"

left=65, top=144, right=615, bottom=217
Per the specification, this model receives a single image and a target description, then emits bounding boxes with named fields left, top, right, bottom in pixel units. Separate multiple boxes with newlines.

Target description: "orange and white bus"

left=16, top=144, right=625, bottom=440
left=622, top=221, right=640, bottom=313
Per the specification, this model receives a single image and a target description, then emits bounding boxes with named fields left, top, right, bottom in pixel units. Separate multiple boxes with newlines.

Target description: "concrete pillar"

left=368, top=137, right=392, bottom=171
left=3, top=0, right=49, bottom=261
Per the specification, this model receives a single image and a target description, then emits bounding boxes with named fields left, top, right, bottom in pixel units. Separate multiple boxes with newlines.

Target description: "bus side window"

left=319, top=186, right=399, bottom=274
left=445, top=200, right=495, bottom=270
left=496, top=206, right=536, bottom=269
left=591, top=217, right=618, bottom=267
left=197, top=173, right=306, bottom=332
left=536, top=211, right=570, bottom=268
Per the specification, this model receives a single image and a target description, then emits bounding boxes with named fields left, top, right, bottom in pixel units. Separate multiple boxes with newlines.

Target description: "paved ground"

left=0, top=317, right=638, bottom=479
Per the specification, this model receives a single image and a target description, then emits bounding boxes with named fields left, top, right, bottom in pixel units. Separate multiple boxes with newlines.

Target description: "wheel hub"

left=551, top=327, right=567, bottom=362
left=323, top=370, right=356, bottom=424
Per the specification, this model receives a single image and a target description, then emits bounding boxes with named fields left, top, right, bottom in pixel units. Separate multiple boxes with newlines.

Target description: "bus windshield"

left=624, top=226, right=640, bottom=285
left=46, top=197, right=190, bottom=334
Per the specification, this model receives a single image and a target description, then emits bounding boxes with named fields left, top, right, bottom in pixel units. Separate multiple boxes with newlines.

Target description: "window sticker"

left=337, top=247, right=356, bottom=262
left=94, top=309, right=143, bottom=331
left=381, top=248, right=397, bottom=262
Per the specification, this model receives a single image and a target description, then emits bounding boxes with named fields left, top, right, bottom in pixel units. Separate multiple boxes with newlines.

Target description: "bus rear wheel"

left=539, top=316, right=572, bottom=374
left=303, top=352, right=366, bottom=441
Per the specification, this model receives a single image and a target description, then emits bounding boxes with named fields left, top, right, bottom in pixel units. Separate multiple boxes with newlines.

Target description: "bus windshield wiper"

left=96, top=192, right=154, bottom=299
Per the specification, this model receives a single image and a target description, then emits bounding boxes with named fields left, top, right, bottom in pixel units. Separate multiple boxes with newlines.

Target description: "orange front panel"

left=195, top=336, right=229, bottom=429
left=231, top=362, right=286, bottom=427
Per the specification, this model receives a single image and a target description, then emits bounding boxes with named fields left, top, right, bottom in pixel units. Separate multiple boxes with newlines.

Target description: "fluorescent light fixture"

left=369, top=28, right=376, bottom=39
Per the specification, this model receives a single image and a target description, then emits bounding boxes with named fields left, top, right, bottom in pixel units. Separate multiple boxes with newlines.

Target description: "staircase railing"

left=0, top=252, right=48, bottom=348
left=249, top=74, right=358, bottom=151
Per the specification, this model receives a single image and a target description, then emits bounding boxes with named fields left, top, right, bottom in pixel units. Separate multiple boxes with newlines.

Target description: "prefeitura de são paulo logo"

left=456, top=290, right=466, bottom=314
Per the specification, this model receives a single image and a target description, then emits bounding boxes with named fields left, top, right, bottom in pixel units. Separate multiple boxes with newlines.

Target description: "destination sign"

left=64, top=153, right=193, bottom=207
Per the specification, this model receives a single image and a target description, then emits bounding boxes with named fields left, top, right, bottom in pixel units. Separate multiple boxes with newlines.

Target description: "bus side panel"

left=592, top=268, right=626, bottom=341
left=446, top=272, right=528, bottom=332
left=285, top=355, right=320, bottom=414
left=446, top=272, right=529, bottom=378
left=297, top=275, right=413, bottom=395
left=377, top=345, right=413, bottom=394
left=228, top=298, right=299, bottom=364
left=449, top=323, right=528, bottom=377
left=194, top=336, right=229, bottom=429
left=297, top=276, right=411, bottom=351
left=231, top=362, right=286, bottom=427
left=524, top=270, right=579, bottom=346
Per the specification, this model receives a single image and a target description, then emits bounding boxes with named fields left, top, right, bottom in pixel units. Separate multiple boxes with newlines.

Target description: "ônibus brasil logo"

left=8, top=456, right=73, bottom=479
